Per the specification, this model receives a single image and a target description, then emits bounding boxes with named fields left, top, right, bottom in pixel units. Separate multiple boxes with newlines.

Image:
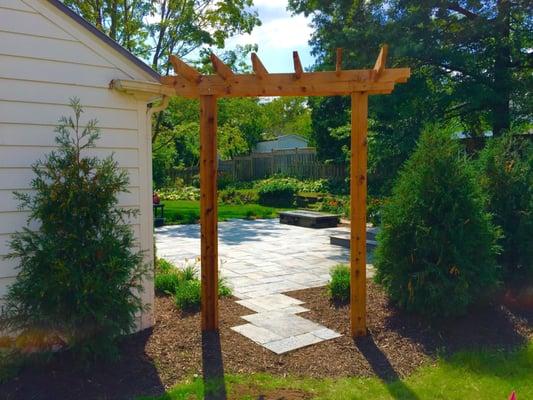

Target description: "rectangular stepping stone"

left=236, top=294, right=303, bottom=312
left=263, top=332, right=324, bottom=354
left=310, top=328, right=342, bottom=340
left=243, top=314, right=324, bottom=337
left=231, top=324, right=283, bottom=344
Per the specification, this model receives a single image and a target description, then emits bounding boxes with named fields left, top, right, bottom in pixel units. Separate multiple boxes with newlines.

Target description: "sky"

left=225, top=0, right=315, bottom=72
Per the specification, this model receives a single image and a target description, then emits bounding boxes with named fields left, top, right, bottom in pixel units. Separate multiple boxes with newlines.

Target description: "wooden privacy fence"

left=220, top=148, right=347, bottom=181
left=172, top=149, right=347, bottom=183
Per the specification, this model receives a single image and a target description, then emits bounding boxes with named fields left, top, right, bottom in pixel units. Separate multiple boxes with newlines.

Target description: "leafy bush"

left=155, top=186, right=200, bottom=201
left=256, top=177, right=298, bottom=206
left=155, top=259, right=196, bottom=294
left=218, top=278, right=233, bottom=298
left=155, top=259, right=232, bottom=310
left=219, top=188, right=259, bottom=205
left=316, top=195, right=349, bottom=217
left=298, top=178, right=330, bottom=193
left=0, top=99, right=148, bottom=360
left=174, top=278, right=233, bottom=311
left=156, top=258, right=175, bottom=274
left=155, top=272, right=182, bottom=295
left=175, top=280, right=202, bottom=310
left=181, top=263, right=198, bottom=281
left=374, top=127, right=501, bottom=319
left=328, top=264, right=350, bottom=303
left=476, top=133, right=533, bottom=282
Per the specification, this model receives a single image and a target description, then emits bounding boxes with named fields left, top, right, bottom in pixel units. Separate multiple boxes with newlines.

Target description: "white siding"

left=0, top=0, right=157, bottom=330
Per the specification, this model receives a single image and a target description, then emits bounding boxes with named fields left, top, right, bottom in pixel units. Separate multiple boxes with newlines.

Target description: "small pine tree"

left=0, top=99, right=148, bottom=360
left=476, top=132, right=533, bottom=282
left=374, top=127, right=501, bottom=319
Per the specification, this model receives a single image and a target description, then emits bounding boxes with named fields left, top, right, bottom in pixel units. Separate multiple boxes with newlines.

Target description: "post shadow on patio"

left=158, top=46, right=410, bottom=337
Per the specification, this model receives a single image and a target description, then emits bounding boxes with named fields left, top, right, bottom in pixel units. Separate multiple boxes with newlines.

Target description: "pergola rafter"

left=159, top=46, right=410, bottom=337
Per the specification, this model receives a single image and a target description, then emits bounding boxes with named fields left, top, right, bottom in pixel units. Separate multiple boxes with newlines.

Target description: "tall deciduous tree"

left=288, top=0, right=532, bottom=194
left=63, top=0, right=261, bottom=72
left=290, top=0, right=531, bottom=136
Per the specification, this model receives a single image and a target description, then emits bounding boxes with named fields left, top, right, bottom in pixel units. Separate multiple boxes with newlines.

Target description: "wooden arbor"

left=161, top=46, right=410, bottom=337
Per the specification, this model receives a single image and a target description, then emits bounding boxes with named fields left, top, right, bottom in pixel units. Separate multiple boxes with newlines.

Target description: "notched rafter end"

left=372, top=45, right=389, bottom=81
left=210, top=53, right=234, bottom=80
left=336, top=48, right=343, bottom=76
left=251, top=52, right=268, bottom=79
left=169, top=55, right=202, bottom=84
left=293, top=51, right=303, bottom=79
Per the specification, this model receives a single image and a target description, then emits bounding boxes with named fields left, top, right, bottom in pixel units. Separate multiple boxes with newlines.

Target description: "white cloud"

left=229, top=13, right=312, bottom=50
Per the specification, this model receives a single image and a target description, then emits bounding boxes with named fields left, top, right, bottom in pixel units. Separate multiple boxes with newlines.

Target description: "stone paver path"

left=156, top=219, right=373, bottom=354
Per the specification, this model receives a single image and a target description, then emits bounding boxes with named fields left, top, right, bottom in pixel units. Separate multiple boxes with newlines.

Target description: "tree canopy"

left=288, top=0, right=532, bottom=194
left=63, top=0, right=261, bottom=72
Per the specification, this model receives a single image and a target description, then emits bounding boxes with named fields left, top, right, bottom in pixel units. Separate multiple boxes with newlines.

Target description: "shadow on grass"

left=355, top=335, right=420, bottom=400
left=202, top=331, right=227, bottom=400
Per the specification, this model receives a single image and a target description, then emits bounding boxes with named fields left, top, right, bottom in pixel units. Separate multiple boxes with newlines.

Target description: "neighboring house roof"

left=47, top=0, right=160, bottom=81
left=258, top=134, right=309, bottom=144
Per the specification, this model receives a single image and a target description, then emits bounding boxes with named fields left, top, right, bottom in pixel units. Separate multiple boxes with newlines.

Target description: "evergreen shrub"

left=328, top=264, right=350, bottom=303
left=0, top=99, right=148, bottom=360
left=476, top=133, right=533, bottom=282
left=374, top=127, right=501, bottom=319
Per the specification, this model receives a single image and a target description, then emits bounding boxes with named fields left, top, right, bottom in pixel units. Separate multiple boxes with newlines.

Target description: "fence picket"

left=171, top=148, right=347, bottom=184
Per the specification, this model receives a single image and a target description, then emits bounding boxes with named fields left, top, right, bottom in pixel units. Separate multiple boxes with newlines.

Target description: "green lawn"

left=139, top=342, right=532, bottom=400
left=162, top=200, right=288, bottom=224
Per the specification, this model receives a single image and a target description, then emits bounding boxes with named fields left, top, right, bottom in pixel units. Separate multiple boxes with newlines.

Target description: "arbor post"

left=199, top=95, right=219, bottom=331
left=350, top=92, right=368, bottom=337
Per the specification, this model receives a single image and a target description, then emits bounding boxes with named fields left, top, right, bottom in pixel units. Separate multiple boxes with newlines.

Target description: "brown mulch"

left=1, top=282, right=531, bottom=400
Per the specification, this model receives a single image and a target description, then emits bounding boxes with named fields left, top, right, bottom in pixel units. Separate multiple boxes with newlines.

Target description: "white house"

left=0, top=0, right=165, bottom=330
left=254, top=134, right=310, bottom=153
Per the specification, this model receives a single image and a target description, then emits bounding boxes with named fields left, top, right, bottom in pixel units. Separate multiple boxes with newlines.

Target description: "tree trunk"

left=492, top=0, right=511, bottom=136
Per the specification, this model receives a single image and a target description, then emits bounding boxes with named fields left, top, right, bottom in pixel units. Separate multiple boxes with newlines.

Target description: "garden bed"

left=1, top=282, right=530, bottom=399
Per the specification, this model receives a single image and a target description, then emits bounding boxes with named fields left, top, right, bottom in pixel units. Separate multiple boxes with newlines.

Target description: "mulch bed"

left=1, top=282, right=531, bottom=400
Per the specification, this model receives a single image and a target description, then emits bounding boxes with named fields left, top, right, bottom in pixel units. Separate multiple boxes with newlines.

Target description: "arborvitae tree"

left=1, top=99, right=148, bottom=360
left=477, top=133, right=533, bottom=282
left=374, top=127, right=500, bottom=319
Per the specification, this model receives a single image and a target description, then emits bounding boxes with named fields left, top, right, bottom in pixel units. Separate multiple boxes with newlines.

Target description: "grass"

left=138, top=341, right=533, bottom=399
left=162, top=200, right=288, bottom=225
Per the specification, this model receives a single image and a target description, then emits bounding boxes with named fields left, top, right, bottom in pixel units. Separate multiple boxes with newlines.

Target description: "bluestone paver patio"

left=156, top=219, right=373, bottom=354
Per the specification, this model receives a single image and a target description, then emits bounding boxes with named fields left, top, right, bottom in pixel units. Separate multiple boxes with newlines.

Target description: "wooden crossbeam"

left=210, top=53, right=234, bottom=80
left=160, top=67, right=409, bottom=98
left=336, top=48, right=343, bottom=76
left=160, top=45, right=409, bottom=99
left=251, top=53, right=268, bottom=79
left=373, top=45, right=388, bottom=81
left=169, top=55, right=201, bottom=83
left=293, top=51, right=303, bottom=79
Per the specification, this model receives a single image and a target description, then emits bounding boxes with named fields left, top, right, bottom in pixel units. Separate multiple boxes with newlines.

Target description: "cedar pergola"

left=161, top=46, right=410, bottom=337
